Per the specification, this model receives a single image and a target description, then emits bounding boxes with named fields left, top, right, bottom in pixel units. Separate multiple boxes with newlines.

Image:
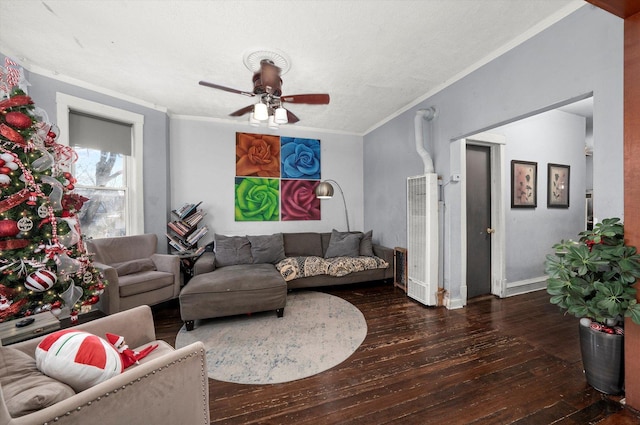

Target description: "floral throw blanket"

left=276, top=256, right=389, bottom=282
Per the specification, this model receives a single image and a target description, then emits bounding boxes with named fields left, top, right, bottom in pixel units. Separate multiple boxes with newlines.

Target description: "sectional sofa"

left=179, top=230, right=393, bottom=330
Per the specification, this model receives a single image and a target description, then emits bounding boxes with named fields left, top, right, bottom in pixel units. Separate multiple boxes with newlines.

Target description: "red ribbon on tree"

left=0, top=189, right=30, bottom=213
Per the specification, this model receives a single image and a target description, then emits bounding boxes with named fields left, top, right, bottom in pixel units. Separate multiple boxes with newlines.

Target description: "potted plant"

left=545, top=217, right=640, bottom=394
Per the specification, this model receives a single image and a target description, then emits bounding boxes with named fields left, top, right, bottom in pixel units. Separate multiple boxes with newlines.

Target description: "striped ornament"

left=24, top=269, right=57, bottom=292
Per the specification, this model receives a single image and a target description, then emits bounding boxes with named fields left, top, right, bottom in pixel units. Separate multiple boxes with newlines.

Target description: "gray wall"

left=498, top=109, right=586, bottom=282
left=169, top=117, right=364, bottom=246
left=363, top=5, right=623, bottom=306
left=10, top=63, right=171, bottom=252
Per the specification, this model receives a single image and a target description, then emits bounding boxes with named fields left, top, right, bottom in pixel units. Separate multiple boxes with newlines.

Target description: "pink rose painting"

left=281, top=180, right=320, bottom=221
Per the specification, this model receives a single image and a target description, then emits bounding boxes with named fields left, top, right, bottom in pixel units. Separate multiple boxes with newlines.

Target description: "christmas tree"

left=0, top=58, right=105, bottom=322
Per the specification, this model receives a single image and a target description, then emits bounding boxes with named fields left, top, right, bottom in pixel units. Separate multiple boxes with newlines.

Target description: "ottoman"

left=178, top=263, right=287, bottom=330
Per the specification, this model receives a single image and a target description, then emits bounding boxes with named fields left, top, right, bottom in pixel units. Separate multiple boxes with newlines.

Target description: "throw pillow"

left=35, top=329, right=123, bottom=392
left=214, top=234, right=253, bottom=267
left=113, top=258, right=156, bottom=276
left=325, top=229, right=362, bottom=258
left=248, top=233, right=286, bottom=264
left=0, top=346, right=75, bottom=417
left=359, top=230, right=375, bottom=257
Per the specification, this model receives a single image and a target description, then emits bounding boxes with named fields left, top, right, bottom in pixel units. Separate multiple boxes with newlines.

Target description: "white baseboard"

left=505, top=275, right=547, bottom=297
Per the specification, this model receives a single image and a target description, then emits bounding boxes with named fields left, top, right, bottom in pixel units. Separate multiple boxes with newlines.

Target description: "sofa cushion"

left=359, top=230, right=375, bottom=257
left=118, top=271, right=175, bottom=297
left=248, top=233, right=286, bottom=264
left=214, top=234, right=253, bottom=267
left=0, top=346, right=75, bottom=417
left=325, top=230, right=362, bottom=258
left=113, top=258, right=157, bottom=276
left=283, top=232, right=324, bottom=257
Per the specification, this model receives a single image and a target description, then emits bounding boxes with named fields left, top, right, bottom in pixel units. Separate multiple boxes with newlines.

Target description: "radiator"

left=407, top=174, right=439, bottom=305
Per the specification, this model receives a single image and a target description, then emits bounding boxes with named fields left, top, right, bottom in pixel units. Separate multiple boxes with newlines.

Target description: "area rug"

left=175, top=291, right=367, bottom=385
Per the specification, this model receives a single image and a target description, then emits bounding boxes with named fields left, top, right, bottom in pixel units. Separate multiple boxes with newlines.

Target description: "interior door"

left=466, top=144, right=492, bottom=298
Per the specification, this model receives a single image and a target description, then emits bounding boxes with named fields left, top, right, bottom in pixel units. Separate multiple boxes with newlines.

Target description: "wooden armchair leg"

left=185, top=320, right=195, bottom=331
left=276, top=308, right=284, bottom=318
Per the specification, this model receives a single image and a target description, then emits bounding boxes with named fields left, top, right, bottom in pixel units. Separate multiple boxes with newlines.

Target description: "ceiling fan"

left=199, top=58, right=330, bottom=125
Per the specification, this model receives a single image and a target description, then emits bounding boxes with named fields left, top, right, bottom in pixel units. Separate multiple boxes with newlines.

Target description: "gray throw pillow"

left=0, top=347, right=75, bottom=417
left=248, top=233, right=286, bottom=264
left=214, top=234, right=253, bottom=267
left=113, top=258, right=157, bottom=276
left=359, top=230, right=375, bottom=257
left=325, top=229, right=362, bottom=258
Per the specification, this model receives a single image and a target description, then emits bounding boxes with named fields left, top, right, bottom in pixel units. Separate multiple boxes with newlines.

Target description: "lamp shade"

left=315, top=181, right=334, bottom=199
left=249, top=114, right=261, bottom=127
left=268, top=115, right=279, bottom=129
left=274, top=106, right=288, bottom=124
left=253, top=103, right=268, bottom=121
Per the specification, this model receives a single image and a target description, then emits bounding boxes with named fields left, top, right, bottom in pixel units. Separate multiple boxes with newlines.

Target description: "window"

left=56, top=93, right=144, bottom=238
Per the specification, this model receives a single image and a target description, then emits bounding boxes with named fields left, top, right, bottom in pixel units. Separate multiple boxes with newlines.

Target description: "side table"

left=176, top=250, right=205, bottom=286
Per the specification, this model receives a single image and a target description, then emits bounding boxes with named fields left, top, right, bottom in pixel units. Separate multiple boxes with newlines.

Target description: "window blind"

left=69, top=111, right=132, bottom=156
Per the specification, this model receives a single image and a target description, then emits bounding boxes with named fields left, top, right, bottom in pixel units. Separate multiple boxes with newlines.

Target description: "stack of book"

left=166, top=201, right=208, bottom=256
left=186, top=225, right=208, bottom=246
left=172, top=201, right=202, bottom=220
left=167, top=211, right=206, bottom=237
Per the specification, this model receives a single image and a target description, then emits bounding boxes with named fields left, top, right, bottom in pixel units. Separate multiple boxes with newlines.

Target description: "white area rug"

left=175, top=291, right=367, bottom=385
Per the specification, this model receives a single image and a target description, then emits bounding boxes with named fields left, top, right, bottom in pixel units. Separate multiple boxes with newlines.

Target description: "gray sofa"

left=179, top=231, right=393, bottom=330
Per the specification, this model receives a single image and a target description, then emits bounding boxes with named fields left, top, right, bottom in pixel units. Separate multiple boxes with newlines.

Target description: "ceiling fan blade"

left=229, top=105, right=255, bottom=117
left=281, top=94, right=330, bottom=104
left=199, top=80, right=255, bottom=97
left=286, top=110, right=300, bottom=124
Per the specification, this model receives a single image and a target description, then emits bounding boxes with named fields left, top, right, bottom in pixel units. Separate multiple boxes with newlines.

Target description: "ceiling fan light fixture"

left=249, top=114, right=261, bottom=127
left=274, top=106, right=288, bottom=124
left=253, top=102, right=268, bottom=121
left=268, top=115, right=279, bottom=129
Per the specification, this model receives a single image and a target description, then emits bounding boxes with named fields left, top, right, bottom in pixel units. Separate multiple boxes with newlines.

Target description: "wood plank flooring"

left=152, top=282, right=640, bottom=424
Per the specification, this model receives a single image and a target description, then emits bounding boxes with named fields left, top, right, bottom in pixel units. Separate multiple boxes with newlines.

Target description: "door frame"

left=456, top=132, right=506, bottom=301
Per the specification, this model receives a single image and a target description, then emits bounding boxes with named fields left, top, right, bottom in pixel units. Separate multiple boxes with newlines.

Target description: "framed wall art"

left=234, top=133, right=322, bottom=222
left=511, top=160, right=537, bottom=208
left=547, top=163, right=570, bottom=208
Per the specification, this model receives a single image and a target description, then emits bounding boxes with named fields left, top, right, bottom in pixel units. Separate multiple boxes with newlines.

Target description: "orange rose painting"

left=236, top=133, right=281, bottom=177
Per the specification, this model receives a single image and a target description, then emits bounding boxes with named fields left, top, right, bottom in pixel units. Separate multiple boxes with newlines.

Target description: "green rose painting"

left=235, top=177, right=280, bottom=221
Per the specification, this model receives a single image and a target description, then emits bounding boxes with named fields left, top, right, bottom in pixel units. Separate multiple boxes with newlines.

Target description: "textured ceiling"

left=0, top=0, right=584, bottom=135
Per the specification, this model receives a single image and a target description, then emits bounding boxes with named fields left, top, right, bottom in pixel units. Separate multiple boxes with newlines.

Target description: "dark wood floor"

left=152, top=282, right=640, bottom=424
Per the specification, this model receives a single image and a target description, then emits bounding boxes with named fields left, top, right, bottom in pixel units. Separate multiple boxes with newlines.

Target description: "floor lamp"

left=315, top=179, right=350, bottom=232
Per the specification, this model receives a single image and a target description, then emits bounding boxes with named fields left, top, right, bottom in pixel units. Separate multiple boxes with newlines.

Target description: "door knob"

left=486, top=228, right=495, bottom=234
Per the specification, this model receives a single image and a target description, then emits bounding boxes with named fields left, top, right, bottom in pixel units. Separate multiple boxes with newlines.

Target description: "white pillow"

left=36, top=330, right=122, bottom=392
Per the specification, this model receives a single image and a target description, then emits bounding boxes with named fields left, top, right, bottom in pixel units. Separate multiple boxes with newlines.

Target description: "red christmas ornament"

left=0, top=220, right=20, bottom=237
left=26, top=192, right=38, bottom=206
left=25, top=269, right=57, bottom=292
left=0, top=167, right=10, bottom=175
left=4, top=111, right=32, bottom=129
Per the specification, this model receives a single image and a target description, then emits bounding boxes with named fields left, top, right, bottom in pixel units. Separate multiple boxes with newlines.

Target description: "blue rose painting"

left=280, top=137, right=321, bottom=180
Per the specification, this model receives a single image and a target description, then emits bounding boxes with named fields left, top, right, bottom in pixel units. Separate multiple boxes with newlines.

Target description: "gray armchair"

left=86, top=234, right=180, bottom=315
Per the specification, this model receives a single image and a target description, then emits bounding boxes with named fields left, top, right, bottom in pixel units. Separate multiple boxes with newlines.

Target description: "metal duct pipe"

left=415, top=107, right=437, bottom=174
